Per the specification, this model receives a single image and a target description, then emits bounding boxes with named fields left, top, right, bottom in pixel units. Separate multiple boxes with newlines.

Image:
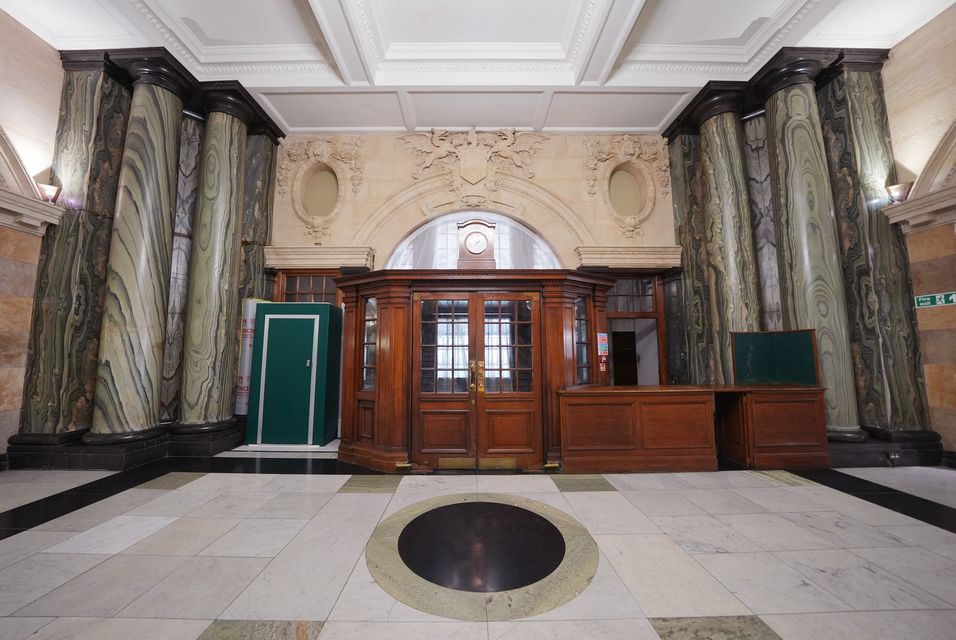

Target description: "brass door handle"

left=469, top=361, right=477, bottom=393
left=477, top=361, right=485, bottom=393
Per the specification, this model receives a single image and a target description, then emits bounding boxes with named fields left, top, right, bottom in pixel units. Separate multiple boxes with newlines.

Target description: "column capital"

left=107, top=48, right=195, bottom=102
left=754, top=56, right=822, bottom=102
left=664, top=82, right=747, bottom=140
left=199, top=81, right=285, bottom=142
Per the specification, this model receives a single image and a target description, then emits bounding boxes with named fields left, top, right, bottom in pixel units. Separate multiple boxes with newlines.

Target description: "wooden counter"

left=558, top=385, right=829, bottom=473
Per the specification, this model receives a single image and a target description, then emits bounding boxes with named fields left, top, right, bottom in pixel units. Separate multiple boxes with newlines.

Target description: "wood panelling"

left=483, top=408, right=536, bottom=453
left=640, top=398, right=714, bottom=449
left=565, top=403, right=636, bottom=450
left=421, top=409, right=471, bottom=453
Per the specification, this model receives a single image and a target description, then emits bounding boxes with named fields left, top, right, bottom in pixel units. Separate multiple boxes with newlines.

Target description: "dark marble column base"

left=828, top=437, right=943, bottom=468
left=826, top=429, right=868, bottom=443
left=167, top=420, right=244, bottom=457
left=0, top=453, right=7, bottom=471
left=8, top=430, right=168, bottom=471
left=8, top=429, right=89, bottom=446
left=861, top=426, right=942, bottom=443
left=943, top=451, right=956, bottom=469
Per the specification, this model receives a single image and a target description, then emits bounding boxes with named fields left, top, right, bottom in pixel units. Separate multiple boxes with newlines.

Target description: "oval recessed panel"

left=302, top=165, right=338, bottom=218
left=609, top=166, right=647, bottom=217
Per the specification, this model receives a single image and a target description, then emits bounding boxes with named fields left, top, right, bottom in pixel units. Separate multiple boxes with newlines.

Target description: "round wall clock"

left=464, top=231, right=488, bottom=255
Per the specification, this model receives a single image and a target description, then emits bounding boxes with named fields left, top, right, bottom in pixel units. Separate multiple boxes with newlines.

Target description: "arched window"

left=385, top=211, right=561, bottom=269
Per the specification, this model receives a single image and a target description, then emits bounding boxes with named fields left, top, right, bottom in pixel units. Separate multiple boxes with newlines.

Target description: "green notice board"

left=732, top=330, right=819, bottom=386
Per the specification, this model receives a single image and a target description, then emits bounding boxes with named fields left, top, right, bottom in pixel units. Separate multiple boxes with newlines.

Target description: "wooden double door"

left=412, top=291, right=543, bottom=469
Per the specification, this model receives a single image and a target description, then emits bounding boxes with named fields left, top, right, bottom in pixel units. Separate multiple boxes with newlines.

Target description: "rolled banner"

left=235, top=298, right=264, bottom=415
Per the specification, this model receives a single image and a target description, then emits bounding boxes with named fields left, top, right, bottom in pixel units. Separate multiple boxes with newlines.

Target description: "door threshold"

left=216, top=440, right=340, bottom=459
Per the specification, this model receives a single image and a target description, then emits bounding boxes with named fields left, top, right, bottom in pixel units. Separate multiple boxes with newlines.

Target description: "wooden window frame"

left=605, top=274, right=668, bottom=385
left=274, top=269, right=342, bottom=305
left=573, top=295, right=593, bottom=385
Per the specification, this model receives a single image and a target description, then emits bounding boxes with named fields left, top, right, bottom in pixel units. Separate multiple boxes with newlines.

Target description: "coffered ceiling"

left=1, top=0, right=951, bottom=134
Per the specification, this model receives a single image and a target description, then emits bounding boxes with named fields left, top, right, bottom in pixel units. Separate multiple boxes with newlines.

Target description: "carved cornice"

left=884, top=185, right=956, bottom=235
left=583, top=135, right=670, bottom=238
left=575, top=245, right=682, bottom=269
left=0, top=188, right=65, bottom=236
left=264, top=246, right=375, bottom=270
left=663, top=81, right=748, bottom=139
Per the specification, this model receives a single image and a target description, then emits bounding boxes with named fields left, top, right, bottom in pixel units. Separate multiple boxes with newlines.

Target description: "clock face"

left=464, top=231, right=488, bottom=255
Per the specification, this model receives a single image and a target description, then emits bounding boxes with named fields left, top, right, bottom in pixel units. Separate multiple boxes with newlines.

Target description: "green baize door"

left=261, top=317, right=317, bottom=444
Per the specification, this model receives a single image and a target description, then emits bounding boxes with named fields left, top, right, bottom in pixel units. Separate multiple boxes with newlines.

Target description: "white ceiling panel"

left=544, top=91, right=689, bottom=131
left=0, top=0, right=145, bottom=48
left=625, top=0, right=791, bottom=47
left=407, top=92, right=542, bottom=129
left=799, top=0, right=953, bottom=47
left=155, top=0, right=321, bottom=47
left=259, top=91, right=406, bottom=131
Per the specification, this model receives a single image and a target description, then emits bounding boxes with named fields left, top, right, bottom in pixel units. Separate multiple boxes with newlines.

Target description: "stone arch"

left=0, top=126, right=41, bottom=198
left=351, top=171, right=595, bottom=269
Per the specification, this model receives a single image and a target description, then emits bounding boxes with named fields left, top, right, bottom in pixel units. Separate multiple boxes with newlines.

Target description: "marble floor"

left=0, top=468, right=955, bottom=639
left=842, top=466, right=956, bottom=509
left=0, top=471, right=115, bottom=513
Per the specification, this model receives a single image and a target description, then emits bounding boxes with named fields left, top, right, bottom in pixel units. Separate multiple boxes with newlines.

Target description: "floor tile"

left=44, top=515, right=178, bottom=554
left=489, top=619, right=659, bottom=639
left=316, top=621, right=488, bottom=640
left=779, top=511, right=907, bottom=548
left=840, top=467, right=956, bottom=509
left=621, top=491, right=706, bottom=516
left=24, top=617, right=212, bottom=640
left=0, top=616, right=54, bottom=640
left=195, top=620, right=323, bottom=639
left=0, top=553, right=108, bottom=615
left=127, top=490, right=222, bottom=517
left=849, top=546, right=956, bottom=606
left=187, top=492, right=279, bottom=519
left=122, top=516, right=242, bottom=556
left=784, top=486, right=922, bottom=526
left=327, top=552, right=454, bottom=622
left=248, top=492, right=333, bottom=519
left=0, top=530, right=75, bottom=570
left=773, top=549, right=950, bottom=610
left=679, top=490, right=768, bottom=515
left=878, top=523, right=956, bottom=547
left=258, top=474, right=350, bottom=494
left=338, top=475, right=402, bottom=493
left=674, top=471, right=782, bottom=489
left=476, top=475, right=558, bottom=493
left=395, top=475, right=477, bottom=494
left=652, top=515, right=763, bottom=553
left=118, top=556, right=270, bottom=619
left=525, top=551, right=645, bottom=621
left=761, top=610, right=956, bottom=640
left=221, top=492, right=391, bottom=620
left=731, top=488, right=832, bottom=512
left=651, top=616, right=783, bottom=640
left=14, top=554, right=188, bottom=617
left=0, top=470, right=113, bottom=485
left=199, top=518, right=307, bottom=557
left=694, top=552, right=848, bottom=614
left=596, top=534, right=749, bottom=617
left=136, top=472, right=207, bottom=490
left=604, top=473, right=694, bottom=492
left=716, top=514, right=836, bottom=551
left=179, top=473, right=278, bottom=493
left=564, top=492, right=660, bottom=534
left=32, top=489, right=168, bottom=532
left=549, top=474, right=616, bottom=492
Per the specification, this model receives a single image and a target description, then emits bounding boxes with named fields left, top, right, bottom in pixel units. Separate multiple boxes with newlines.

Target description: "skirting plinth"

left=168, top=420, right=244, bottom=457
left=828, top=428, right=942, bottom=468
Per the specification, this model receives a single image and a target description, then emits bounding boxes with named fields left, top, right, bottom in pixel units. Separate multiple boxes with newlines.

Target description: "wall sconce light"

left=36, top=183, right=61, bottom=204
left=886, top=182, right=913, bottom=204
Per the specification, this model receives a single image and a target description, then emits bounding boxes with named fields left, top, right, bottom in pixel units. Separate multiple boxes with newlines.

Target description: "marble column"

left=239, top=132, right=279, bottom=303
left=668, top=133, right=715, bottom=384
left=696, top=93, right=762, bottom=383
left=816, top=64, right=930, bottom=431
left=179, top=85, right=254, bottom=427
left=741, top=115, right=784, bottom=331
left=160, top=116, right=204, bottom=423
left=17, top=54, right=131, bottom=438
left=759, top=60, right=861, bottom=437
left=88, top=53, right=194, bottom=438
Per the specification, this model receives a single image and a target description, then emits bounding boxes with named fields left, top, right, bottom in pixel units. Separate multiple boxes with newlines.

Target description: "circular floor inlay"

left=397, top=501, right=566, bottom=592
left=366, top=493, right=599, bottom=621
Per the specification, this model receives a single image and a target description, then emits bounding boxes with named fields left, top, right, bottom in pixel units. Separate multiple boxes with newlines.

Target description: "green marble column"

left=239, top=133, right=279, bottom=302
left=179, top=86, right=255, bottom=427
left=697, top=98, right=762, bottom=383
left=88, top=54, right=194, bottom=438
left=760, top=61, right=861, bottom=437
left=17, top=55, right=131, bottom=438
left=668, top=133, right=715, bottom=384
left=817, top=66, right=929, bottom=431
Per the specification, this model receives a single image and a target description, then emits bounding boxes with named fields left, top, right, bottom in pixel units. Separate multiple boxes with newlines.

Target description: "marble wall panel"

left=19, top=71, right=131, bottom=434
left=179, top=111, right=247, bottom=425
left=817, top=70, right=929, bottom=431
left=668, top=134, right=714, bottom=384
left=91, top=83, right=184, bottom=434
left=765, top=82, right=859, bottom=432
left=699, top=112, right=762, bottom=383
left=239, top=135, right=277, bottom=302
left=160, top=117, right=203, bottom=423
left=742, top=116, right=783, bottom=331
left=663, top=275, right=688, bottom=384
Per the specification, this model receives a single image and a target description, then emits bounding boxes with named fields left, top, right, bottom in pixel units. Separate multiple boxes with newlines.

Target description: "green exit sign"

left=915, top=292, right=956, bottom=308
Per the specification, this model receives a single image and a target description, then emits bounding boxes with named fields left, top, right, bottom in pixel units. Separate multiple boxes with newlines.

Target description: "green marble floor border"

left=549, top=474, right=617, bottom=492
left=651, top=616, right=782, bottom=639
left=366, top=492, right=599, bottom=621
left=137, top=471, right=208, bottom=490
left=338, top=475, right=403, bottom=492
left=196, top=620, right=322, bottom=640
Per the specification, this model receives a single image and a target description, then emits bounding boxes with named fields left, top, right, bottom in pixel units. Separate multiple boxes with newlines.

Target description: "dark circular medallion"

left=397, top=501, right=566, bottom=593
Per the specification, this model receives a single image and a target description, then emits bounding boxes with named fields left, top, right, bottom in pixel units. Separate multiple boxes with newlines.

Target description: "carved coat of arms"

left=401, top=127, right=547, bottom=207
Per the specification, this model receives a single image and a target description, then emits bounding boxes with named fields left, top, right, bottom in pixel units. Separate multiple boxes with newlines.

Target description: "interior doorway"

left=411, top=291, right=543, bottom=470
left=609, top=318, right=660, bottom=386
